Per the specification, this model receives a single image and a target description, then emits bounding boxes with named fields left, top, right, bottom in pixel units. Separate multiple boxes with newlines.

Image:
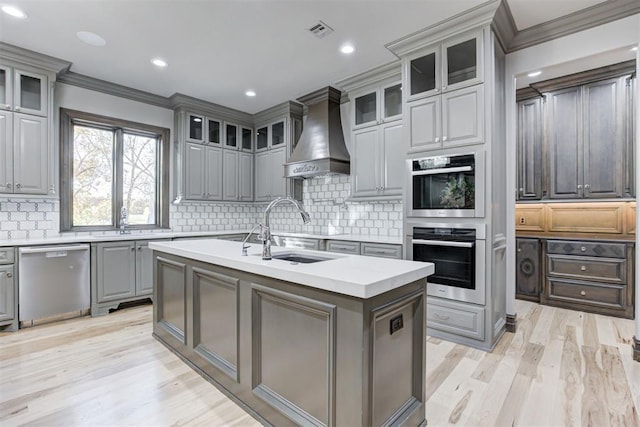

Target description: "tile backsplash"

left=0, top=175, right=402, bottom=240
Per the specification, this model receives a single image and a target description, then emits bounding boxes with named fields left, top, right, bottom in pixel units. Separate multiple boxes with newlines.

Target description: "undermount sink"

left=269, top=252, right=337, bottom=264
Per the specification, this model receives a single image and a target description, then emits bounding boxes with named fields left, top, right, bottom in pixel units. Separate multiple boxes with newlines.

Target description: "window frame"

left=60, top=108, right=170, bottom=232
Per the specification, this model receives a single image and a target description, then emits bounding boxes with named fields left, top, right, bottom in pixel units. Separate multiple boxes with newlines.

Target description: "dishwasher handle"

left=19, top=245, right=89, bottom=254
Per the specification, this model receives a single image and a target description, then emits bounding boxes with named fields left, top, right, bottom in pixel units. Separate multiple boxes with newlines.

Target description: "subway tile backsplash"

left=0, top=175, right=402, bottom=241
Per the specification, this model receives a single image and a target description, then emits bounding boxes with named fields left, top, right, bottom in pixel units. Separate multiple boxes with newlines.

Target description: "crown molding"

left=334, top=61, right=401, bottom=95
left=491, top=0, right=518, bottom=53
left=508, top=0, right=640, bottom=52
left=170, top=93, right=254, bottom=125
left=0, top=42, right=71, bottom=75
left=386, top=0, right=500, bottom=57
left=253, top=100, right=304, bottom=125
left=529, top=59, right=635, bottom=93
left=58, top=71, right=171, bottom=109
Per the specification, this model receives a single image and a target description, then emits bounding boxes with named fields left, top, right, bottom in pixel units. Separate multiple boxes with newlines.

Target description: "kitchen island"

left=149, top=239, right=433, bottom=427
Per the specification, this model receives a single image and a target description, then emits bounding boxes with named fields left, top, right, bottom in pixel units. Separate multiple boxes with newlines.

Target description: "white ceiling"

left=0, top=0, right=623, bottom=113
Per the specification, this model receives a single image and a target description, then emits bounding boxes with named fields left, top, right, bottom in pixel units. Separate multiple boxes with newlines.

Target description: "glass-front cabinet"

left=187, top=113, right=205, bottom=143
left=352, top=81, right=403, bottom=130
left=255, top=119, right=286, bottom=151
left=406, top=29, right=483, bottom=101
left=271, top=120, right=285, bottom=147
left=241, top=126, right=253, bottom=151
left=208, top=119, right=221, bottom=145
left=256, top=126, right=268, bottom=151
left=0, top=66, right=48, bottom=116
left=225, top=123, right=238, bottom=149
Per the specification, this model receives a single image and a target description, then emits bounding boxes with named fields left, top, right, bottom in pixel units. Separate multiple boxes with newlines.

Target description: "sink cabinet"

left=91, top=239, right=169, bottom=316
left=0, top=247, right=17, bottom=331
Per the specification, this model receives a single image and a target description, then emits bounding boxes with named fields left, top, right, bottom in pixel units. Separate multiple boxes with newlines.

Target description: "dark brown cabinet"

left=517, top=98, right=543, bottom=200
left=546, top=76, right=632, bottom=200
left=515, top=238, right=541, bottom=302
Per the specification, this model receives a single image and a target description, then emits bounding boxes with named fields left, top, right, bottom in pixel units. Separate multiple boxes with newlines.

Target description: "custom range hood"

left=284, top=86, right=350, bottom=178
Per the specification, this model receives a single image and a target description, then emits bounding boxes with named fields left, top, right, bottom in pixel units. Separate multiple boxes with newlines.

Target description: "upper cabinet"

left=405, top=29, right=483, bottom=102
left=352, top=81, right=402, bottom=130
left=241, top=126, right=253, bottom=152
left=0, top=66, right=48, bottom=117
left=225, top=122, right=238, bottom=149
left=255, top=119, right=286, bottom=152
left=517, top=97, right=544, bottom=200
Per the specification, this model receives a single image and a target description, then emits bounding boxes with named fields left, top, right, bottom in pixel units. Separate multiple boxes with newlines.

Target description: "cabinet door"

left=225, top=123, right=238, bottom=149
left=223, top=149, right=239, bottom=201
left=582, top=77, right=625, bottom=198
left=241, top=126, right=253, bottom=151
left=441, top=30, right=483, bottom=92
left=380, top=122, right=403, bottom=196
left=96, top=242, right=136, bottom=302
left=0, top=65, right=11, bottom=111
left=515, top=238, right=541, bottom=301
left=239, top=151, right=254, bottom=201
left=406, top=46, right=439, bottom=100
left=205, top=146, right=223, bottom=200
left=517, top=98, right=543, bottom=200
left=271, top=120, right=286, bottom=148
left=208, top=118, right=221, bottom=145
left=351, top=127, right=379, bottom=197
left=186, top=113, right=205, bottom=143
left=547, top=87, right=582, bottom=199
left=13, top=113, right=47, bottom=194
left=0, top=265, right=15, bottom=322
left=442, top=84, right=484, bottom=147
left=14, top=69, right=47, bottom=116
left=256, top=126, right=269, bottom=151
left=408, top=96, right=441, bottom=152
left=270, top=147, right=287, bottom=198
left=255, top=150, right=271, bottom=201
left=136, top=240, right=169, bottom=296
left=185, top=143, right=205, bottom=200
left=353, top=89, right=378, bottom=129
left=382, top=83, right=402, bottom=123
left=0, top=111, right=12, bottom=193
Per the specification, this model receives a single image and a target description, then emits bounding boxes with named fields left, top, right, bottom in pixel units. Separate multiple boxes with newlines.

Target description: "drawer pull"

left=434, top=313, right=450, bottom=321
left=580, top=265, right=586, bottom=271
left=581, top=246, right=587, bottom=252
left=580, top=291, right=586, bottom=296
left=5, top=272, right=12, bottom=278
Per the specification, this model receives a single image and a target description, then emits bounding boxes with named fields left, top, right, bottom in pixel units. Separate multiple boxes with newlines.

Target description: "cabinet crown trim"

left=171, top=94, right=254, bottom=125
left=253, top=100, right=303, bottom=126
left=0, top=41, right=71, bottom=75
left=335, top=61, right=401, bottom=94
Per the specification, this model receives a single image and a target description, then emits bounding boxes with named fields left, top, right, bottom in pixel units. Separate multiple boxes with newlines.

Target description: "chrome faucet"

left=120, top=206, right=130, bottom=234
left=260, top=197, right=311, bottom=260
left=241, top=223, right=262, bottom=256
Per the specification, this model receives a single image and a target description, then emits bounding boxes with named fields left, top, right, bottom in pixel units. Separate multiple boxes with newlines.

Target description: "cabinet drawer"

left=326, top=240, right=360, bottom=255
left=546, top=240, right=626, bottom=258
left=547, top=254, right=626, bottom=283
left=360, top=243, right=402, bottom=259
left=546, top=278, right=628, bottom=311
left=273, top=236, right=320, bottom=251
left=427, top=299, right=485, bottom=340
left=0, top=248, right=14, bottom=265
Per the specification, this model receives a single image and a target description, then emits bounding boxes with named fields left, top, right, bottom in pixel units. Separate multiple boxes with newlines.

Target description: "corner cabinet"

left=91, top=239, right=169, bottom=316
left=0, top=52, right=66, bottom=196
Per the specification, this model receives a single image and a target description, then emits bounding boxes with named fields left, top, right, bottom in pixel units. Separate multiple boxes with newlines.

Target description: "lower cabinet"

left=0, top=247, right=17, bottom=331
left=541, top=239, right=634, bottom=319
left=515, top=238, right=541, bottom=302
left=426, top=297, right=485, bottom=341
left=91, top=239, right=169, bottom=316
left=326, top=240, right=402, bottom=259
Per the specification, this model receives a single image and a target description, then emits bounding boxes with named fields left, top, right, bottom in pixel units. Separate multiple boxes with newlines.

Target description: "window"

left=60, top=109, right=170, bottom=231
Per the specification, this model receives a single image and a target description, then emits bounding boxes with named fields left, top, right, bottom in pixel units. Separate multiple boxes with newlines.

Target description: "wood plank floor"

left=1, top=300, right=638, bottom=426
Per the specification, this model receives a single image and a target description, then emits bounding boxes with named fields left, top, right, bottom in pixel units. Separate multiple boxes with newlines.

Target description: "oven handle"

left=411, top=166, right=472, bottom=176
left=411, top=239, right=475, bottom=248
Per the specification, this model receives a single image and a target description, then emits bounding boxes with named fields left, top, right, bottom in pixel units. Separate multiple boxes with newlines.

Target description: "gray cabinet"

left=184, top=142, right=223, bottom=200
left=0, top=247, right=16, bottom=331
left=92, top=239, right=169, bottom=316
left=547, top=76, right=631, bottom=199
left=254, top=146, right=286, bottom=201
left=239, top=151, right=253, bottom=201
left=352, top=81, right=402, bottom=130
left=515, top=238, right=541, bottom=301
left=360, top=242, right=402, bottom=259
left=352, top=121, right=403, bottom=199
left=222, top=149, right=239, bottom=201
left=517, top=97, right=543, bottom=200
left=408, top=84, right=484, bottom=152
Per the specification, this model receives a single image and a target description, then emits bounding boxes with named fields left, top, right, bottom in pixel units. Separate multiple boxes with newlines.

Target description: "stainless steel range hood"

left=284, top=86, right=350, bottom=178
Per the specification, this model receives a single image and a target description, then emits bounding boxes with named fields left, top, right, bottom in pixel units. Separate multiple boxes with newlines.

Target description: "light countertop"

left=149, top=239, right=431, bottom=299
left=0, top=230, right=402, bottom=248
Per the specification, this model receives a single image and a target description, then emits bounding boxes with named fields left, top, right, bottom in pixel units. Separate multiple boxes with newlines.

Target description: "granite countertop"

left=0, top=230, right=403, bottom=248
left=149, top=239, right=431, bottom=299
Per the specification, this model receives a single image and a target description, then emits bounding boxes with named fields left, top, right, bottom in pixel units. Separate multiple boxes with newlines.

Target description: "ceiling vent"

left=308, top=21, right=334, bottom=38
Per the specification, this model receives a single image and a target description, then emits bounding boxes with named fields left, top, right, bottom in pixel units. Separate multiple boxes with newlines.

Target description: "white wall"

left=504, top=14, right=640, bottom=319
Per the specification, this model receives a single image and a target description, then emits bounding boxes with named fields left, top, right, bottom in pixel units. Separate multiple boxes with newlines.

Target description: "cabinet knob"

left=585, top=184, right=590, bottom=190
left=577, top=185, right=583, bottom=190
left=6, top=272, right=12, bottom=278
left=442, top=86, right=447, bottom=91
left=5, top=183, right=11, bottom=189
left=580, top=246, right=586, bottom=252
left=131, top=247, right=135, bottom=251
left=14, top=106, right=21, bottom=112
left=517, top=248, right=521, bottom=252
left=15, top=183, right=21, bottom=189
left=434, top=88, right=439, bottom=93
left=442, top=136, right=448, bottom=141
left=434, top=137, right=440, bottom=143
left=580, top=291, right=586, bottom=296
left=0, top=104, right=9, bottom=109
left=137, top=247, right=142, bottom=251
left=519, top=188, right=524, bottom=193
left=580, top=265, right=586, bottom=271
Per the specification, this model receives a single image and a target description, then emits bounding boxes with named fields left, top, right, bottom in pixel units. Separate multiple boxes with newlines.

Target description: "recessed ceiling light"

left=340, top=44, right=355, bottom=55
left=77, top=31, right=106, bottom=47
left=151, top=58, right=168, bottom=68
left=2, top=5, right=27, bottom=18
left=245, top=90, right=256, bottom=97
left=528, top=71, right=542, bottom=77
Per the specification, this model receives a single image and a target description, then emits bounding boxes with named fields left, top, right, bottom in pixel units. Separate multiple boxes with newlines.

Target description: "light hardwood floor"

left=1, top=300, right=638, bottom=426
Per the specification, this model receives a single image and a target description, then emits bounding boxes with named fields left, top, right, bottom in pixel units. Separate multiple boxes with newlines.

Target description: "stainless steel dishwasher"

left=18, top=244, right=90, bottom=324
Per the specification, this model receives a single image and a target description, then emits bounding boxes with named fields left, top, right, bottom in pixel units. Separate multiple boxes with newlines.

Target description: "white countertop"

left=0, top=230, right=402, bottom=247
left=149, top=239, right=432, bottom=299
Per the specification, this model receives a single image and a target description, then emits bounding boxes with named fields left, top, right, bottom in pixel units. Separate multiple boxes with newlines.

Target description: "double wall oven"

left=405, top=150, right=486, bottom=305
